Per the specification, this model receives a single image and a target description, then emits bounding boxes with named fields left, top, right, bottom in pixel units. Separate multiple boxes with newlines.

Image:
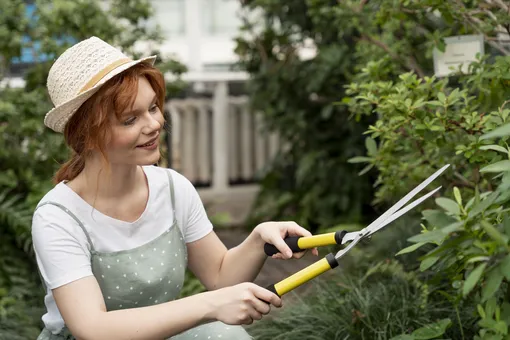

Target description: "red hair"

left=54, top=61, right=166, bottom=184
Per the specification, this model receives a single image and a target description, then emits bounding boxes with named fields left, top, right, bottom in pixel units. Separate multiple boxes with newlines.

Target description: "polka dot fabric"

left=36, top=171, right=252, bottom=339
left=92, top=224, right=187, bottom=311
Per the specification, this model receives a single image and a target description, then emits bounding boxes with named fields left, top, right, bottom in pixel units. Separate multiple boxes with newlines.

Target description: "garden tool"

left=263, top=164, right=450, bottom=297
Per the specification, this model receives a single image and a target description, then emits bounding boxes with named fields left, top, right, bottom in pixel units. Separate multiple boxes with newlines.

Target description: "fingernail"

left=286, top=251, right=292, bottom=258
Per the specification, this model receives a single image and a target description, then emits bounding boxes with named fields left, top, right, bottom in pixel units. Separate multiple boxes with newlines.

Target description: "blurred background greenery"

left=2, top=0, right=510, bottom=339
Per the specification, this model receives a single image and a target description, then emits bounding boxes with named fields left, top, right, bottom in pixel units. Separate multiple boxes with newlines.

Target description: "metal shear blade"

left=336, top=164, right=450, bottom=260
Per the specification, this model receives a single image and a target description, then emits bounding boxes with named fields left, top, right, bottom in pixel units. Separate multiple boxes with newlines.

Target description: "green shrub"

left=248, top=260, right=477, bottom=340
left=0, top=190, right=44, bottom=339
left=238, top=1, right=510, bottom=339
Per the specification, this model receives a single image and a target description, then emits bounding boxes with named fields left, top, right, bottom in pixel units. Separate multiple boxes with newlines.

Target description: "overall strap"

left=166, top=170, right=176, bottom=219
left=36, top=201, right=95, bottom=252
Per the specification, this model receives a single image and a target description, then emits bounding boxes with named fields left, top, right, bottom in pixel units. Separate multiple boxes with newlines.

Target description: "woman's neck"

left=69, top=157, right=144, bottom=202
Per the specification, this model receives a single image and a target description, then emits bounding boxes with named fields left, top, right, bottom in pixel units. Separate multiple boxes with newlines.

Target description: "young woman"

left=32, top=36, right=317, bottom=340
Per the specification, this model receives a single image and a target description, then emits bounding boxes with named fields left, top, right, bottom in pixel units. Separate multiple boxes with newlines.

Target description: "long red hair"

left=54, top=61, right=166, bottom=184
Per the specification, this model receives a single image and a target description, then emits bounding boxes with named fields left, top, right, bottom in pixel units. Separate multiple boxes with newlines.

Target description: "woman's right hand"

left=204, top=282, right=282, bottom=325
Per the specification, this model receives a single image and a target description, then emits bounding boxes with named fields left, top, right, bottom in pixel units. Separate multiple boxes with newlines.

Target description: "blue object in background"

left=10, top=2, right=76, bottom=75
left=10, top=3, right=48, bottom=65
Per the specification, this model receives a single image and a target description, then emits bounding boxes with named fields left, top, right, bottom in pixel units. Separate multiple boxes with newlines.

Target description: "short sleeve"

left=170, top=170, right=213, bottom=243
left=31, top=204, right=94, bottom=290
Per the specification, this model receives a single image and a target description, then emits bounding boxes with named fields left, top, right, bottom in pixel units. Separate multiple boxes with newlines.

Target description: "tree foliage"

left=235, top=0, right=378, bottom=231
left=238, top=0, right=510, bottom=338
left=0, top=0, right=185, bottom=336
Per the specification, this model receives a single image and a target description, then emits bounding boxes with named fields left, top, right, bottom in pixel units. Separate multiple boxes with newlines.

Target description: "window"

left=150, top=0, right=186, bottom=37
left=9, top=2, right=53, bottom=76
left=9, top=2, right=77, bottom=76
left=202, top=0, right=241, bottom=35
left=10, top=2, right=39, bottom=65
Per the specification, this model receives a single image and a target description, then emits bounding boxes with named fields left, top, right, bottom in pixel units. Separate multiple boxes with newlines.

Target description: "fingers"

left=292, top=251, right=307, bottom=259
left=284, top=221, right=312, bottom=238
left=271, top=222, right=310, bottom=259
left=250, top=284, right=282, bottom=308
left=263, top=221, right=320, bottom=259
left=292, top=247, right=319, bottom=259
left=237, top=284, right=281, bottom=325
left=251, top=296, right=271, bottom=315
left=248, top=309, right=263, bottom=322
left=270, top=237, right=294, bottom=259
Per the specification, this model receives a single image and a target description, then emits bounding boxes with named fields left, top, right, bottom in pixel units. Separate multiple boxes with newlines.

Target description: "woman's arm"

left=187, top=230, right=264, bottom=290
left=54, top=275, right=281, bottom=339
left=54, top=276, right=216, bottom=340
left=187, top=222, right=316, bottom=290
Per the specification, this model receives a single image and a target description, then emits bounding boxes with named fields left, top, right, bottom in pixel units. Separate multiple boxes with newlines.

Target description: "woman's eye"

left=123, top=117, right=136, bottom=126
left=149, top=105, right=158, bottom=113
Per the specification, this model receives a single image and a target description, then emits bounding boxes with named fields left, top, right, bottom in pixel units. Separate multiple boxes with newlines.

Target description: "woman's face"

left=107, top=76, right=164, bottom=166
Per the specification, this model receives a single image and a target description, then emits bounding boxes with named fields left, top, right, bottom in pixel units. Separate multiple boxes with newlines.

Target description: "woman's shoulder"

left=35, top=182, right=70, bottom=211
left=32, top=182, right=85, bottom=228
left=31, top=189, right=85, bottom=244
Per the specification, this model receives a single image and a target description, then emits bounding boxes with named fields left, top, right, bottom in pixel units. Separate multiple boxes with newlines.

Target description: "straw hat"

left=44, top=36, right=157, bottom=133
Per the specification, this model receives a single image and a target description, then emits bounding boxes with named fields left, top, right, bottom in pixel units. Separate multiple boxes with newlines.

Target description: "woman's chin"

left=140, top=151, right=161, bottom=165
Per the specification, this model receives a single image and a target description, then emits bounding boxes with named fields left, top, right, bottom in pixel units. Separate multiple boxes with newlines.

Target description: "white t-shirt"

left=31, top=166, right=213, bottom=334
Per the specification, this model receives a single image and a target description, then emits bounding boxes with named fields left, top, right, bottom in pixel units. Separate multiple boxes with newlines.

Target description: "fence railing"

left=167, top=91, right=280, bottom=194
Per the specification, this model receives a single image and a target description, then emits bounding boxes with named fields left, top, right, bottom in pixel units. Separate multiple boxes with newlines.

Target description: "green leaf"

left=480, top=160, right=510, bottom=173
left=478, top=304, right=486, bottom=319
left=482, top=268, right=504, bottom=302
left=441, top=221, right=464, bottom=234
left=500, top=254, right=510, bottom=281
left=427, top=100, right=444, bottom=107
left=463, top=263, right=487, bottom=297
left=436, top=197, right=460, bottom=215
left=438, top=92, right=446, bottom=104
left=481, top=122, right=510, bottom=140
left=358, top=163, right=374, bottom=175
left=469, top=192, right=499, bottom=218
left=422, top=209, right=457, bottom=227
left=408, top=230, right=446, bottom=244
left=494, top=321, right=508, bottom=335
left=389, top=335, right=414, bottom=340
left=411, top=318, right=451, bottom=339
left=501, top=302, right=510, bottom=324
left=453, top=187, right=462, bottom=206
left=504, top=217, right=510, bottom=237
left=420, top=255, right=440, bottom=271
left=481, top=220, right=508, bottom=247
left=348, top=156, right=372, bottom=163
left=365, top=137, right=377, bottom=156
left=486, top=297, right=498, bottom=320
left=466, top=256, right=490, bottom=264
left=479, top=145, right=508, bottom=154
left=396, top=242, right=427, bottom=256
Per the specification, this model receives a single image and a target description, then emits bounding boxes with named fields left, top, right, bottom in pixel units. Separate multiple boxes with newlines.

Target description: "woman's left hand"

left=254, top=221, right=319, bottom=260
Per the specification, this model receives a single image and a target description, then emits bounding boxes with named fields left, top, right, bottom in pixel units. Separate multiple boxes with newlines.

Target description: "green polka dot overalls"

left=36, top=170, right=252, bottom=340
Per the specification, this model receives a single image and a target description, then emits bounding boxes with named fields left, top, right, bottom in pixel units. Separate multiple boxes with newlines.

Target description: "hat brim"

left=44, top=55, right=157, bottom=133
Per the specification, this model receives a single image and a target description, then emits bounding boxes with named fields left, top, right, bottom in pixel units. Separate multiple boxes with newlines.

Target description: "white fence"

left=167, top=88, right=280, bottom=194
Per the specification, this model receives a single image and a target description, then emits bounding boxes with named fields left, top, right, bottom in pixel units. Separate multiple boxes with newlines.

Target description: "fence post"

left=212, top=81, right=229, bottom=192
left=197, top=102, right=211, bottom=183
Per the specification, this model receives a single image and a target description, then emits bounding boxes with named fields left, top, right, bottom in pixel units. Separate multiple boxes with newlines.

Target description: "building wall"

left=147, top=0, right=245, bottom=78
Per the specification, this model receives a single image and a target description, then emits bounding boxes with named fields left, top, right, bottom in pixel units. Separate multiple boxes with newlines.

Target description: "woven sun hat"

left=44, top=36, right=157, bottom=133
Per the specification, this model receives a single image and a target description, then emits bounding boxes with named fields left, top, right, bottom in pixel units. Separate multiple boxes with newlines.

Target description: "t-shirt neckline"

left=58, top=166, right=154, bottom=228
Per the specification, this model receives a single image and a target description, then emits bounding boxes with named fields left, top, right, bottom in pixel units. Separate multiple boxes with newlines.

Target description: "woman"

left=32, top=36, right=317, bottom=340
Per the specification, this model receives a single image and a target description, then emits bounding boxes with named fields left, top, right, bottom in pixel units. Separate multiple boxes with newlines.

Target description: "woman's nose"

left=142, top=111, right=162, bottom=134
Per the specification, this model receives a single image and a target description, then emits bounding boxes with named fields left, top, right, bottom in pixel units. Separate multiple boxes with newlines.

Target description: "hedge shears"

left=263, top=164, right=450, bottom=297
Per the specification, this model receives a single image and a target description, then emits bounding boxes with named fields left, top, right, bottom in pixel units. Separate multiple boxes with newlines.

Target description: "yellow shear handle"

left=298, top=232, right=337, bottom=248
left=266, top=253, right=339, bottom=297
left=263, top=231, right=347, bottom=256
